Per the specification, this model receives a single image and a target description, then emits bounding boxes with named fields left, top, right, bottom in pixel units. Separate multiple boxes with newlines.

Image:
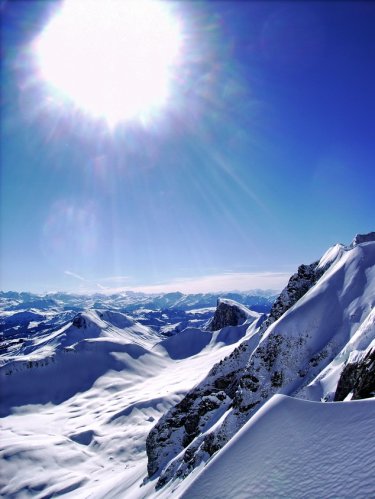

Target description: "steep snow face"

left=259, top=260, right=326, bottom=334
left=181, top=395, right=375, bottom=499
left=147, top=238, right=375, bottom=489
left=305, top=307, right=375, bottom=401
left=236, top=240, right=375, bottom=408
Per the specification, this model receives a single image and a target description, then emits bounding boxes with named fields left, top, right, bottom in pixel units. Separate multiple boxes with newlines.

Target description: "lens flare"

left=34, top=0, right=182, bottom=127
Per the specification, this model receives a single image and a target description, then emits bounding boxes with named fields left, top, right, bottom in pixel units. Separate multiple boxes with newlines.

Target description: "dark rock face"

left=210, top=299, right=249, bottom=331
left=260, top=262, right=324, bottom=334
left=146, top=318, right=263, bottom=483
left=146, top=387, right=232, bottom=480
left=335, top=346, right=375, bottom=401
left=351, top=232, right=375, bottom=247
left=72, top=314, right=87, bottom=329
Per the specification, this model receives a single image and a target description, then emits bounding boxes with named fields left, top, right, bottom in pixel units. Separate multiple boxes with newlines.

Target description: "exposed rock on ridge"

left=351, top=232, right=375, bottom=247
left=209, top=299, right=253, bottom=331
left=146, top=305, right=262, bottom=483
left=335, top=341, right=375, bottom=401
left=260, top=261, right=324, bottom=333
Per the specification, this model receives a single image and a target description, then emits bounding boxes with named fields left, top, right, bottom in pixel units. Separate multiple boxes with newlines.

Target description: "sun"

left=33, top=0, right=182, bottom=127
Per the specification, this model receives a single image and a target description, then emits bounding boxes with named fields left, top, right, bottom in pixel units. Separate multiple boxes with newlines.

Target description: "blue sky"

left=1, top=1, right=374, bottom=294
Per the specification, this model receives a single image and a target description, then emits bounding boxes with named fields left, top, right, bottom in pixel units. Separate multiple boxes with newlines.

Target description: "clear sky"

left=1, top=1, right=374, bottom=294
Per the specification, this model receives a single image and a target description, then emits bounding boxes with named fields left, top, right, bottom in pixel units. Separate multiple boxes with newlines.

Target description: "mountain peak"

left=351, top=232, right=375, bottom=247
left=210, top=299, right=255, bottom=331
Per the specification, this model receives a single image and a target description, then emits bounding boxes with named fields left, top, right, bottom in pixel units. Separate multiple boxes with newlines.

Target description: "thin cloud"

left=64, top=270, right=86, bottom=281
left=64, top=270, right=110, bottom=291
left=104, top=271, right=291, bottom=295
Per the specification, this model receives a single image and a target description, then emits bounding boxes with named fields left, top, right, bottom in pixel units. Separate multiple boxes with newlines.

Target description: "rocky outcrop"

left=260, top=261, right=324, bottom=333
left=146, top=313, right=263, bottom=484
left=351, top=232, right=375, bottom=247
left=334, top=343, right=375, bottom=401
left=209, top=299, right=252, bottom=331
left=146, top=388, right=231, bottom=479
left=72, top=314, right=91, bottom=329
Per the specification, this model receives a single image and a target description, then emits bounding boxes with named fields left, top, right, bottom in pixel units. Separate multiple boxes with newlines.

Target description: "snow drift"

left=182, top=395, right=375, bottom=499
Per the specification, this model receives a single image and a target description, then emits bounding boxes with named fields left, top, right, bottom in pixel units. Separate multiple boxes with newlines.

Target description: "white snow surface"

left=244, top=240, right=375, bottom=402
left=299, top=241, right=375, bottom=400
left=182, top=395, right=375, bottom=499
left=0, top=309, right=257, bottom=498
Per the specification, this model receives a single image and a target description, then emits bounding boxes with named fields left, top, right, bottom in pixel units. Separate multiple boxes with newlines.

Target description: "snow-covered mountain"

left=0, top=294, right=262, bottom=497
left=1, top=233, right=375, bottom=498
left=0, top=289, right=275, bottom=340
left=0, top=289, right=276, bottom=314
left=146, top=232, right=375, bottom=492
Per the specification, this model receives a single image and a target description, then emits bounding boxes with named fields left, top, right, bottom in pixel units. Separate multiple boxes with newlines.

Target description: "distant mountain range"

left=0, top=289, right=277, bottom=313
left=0, top=289, right=276, bottom=341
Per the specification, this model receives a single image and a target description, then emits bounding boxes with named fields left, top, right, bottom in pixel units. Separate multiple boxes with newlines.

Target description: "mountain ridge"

left=146, top=234, right=375, bottom=490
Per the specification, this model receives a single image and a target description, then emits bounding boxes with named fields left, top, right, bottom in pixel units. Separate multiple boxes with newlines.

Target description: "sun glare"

left=34, top=0, right=182, bottom=126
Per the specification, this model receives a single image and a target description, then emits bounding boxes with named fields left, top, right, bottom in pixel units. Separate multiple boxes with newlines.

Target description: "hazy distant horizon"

left=1, top=270, right=290, bottom=296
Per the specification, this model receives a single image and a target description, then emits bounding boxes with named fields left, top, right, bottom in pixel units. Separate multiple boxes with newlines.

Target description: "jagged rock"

left=147, top=300, right=260, bottom=479
left=260, top=261, right=324, bottom=333
left=72, top=314, right=88, bottom=328
left=146, top=259, right=327, bottom=486
left=209, top=299, right=252, bottom=331
left=334, top=343, right=375, bottom=401
left=146, top=387, right=232, bottom=479
left=351, top=232, right=375, bottom=247
left=146, top=311, right=263, bottom=481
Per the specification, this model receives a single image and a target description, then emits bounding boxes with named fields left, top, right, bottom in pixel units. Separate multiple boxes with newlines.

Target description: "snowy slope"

left=181, top=395, right=375, bottom=499
left=0, top=310, right=161, bottom=415
left=147, top=235, right=375, bottom=489
left=0, top=305, right=256, bottom=497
